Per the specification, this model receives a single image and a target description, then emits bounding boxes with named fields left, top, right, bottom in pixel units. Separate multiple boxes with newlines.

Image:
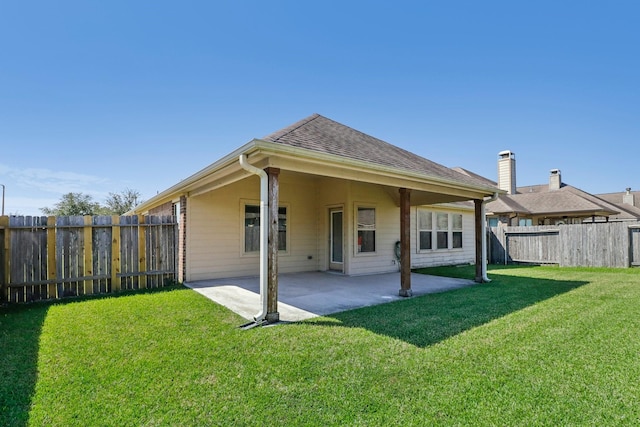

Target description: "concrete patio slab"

left=186, top=271, right=477, bottom=322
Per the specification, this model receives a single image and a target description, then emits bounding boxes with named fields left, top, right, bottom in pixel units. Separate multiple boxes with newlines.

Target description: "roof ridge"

left=265, top=113, right=321, bottom=142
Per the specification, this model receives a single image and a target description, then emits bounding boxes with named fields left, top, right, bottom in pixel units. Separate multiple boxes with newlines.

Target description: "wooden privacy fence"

left=489, top=222, right=640, bottom=268
left=0, top=215, right=178, bottom=303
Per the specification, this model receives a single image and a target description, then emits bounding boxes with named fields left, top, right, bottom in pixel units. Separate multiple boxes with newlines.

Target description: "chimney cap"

left=498, top=150, right=515, bottom=159
left=550, top=169, right=561, bottom=175
left=626, top=187, right=632, bottom=193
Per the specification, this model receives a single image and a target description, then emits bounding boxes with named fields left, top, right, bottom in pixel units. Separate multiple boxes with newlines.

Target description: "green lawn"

left=2, top=266, right=640, bottom=426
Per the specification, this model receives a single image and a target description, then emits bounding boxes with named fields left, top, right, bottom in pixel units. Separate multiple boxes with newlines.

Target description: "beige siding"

left=186, top=173, right=322, bottom=281
left=411, top=205, right=476, bottom=268
left=349, top=182, right=400, bottom=276
left=315, top=177, right=351, bottom=272
left=279, top=173, right=321, bottom=273
left=184, top=173, right=478, bottom=281
left=186, top=179, right=252, bottom=281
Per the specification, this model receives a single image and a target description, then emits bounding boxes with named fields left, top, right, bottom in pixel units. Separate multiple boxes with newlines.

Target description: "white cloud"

left=11, top=167, right=110, bottom=195
left=0, top=164, right=115, bottom=215
left=3, top=196, right=59, bottom=216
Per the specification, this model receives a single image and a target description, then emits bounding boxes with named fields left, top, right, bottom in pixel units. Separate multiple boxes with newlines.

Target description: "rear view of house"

left=131, top=114, right=500, bottom=322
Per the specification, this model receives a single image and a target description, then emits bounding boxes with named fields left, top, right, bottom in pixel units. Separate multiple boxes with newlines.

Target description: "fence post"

left=138, top=215, right=147, bottom=289
left=83, top=216, right=93, bottom=295
left=47, top=216, right=57, bottom=299
left=111, top=215, right=121, bottom=291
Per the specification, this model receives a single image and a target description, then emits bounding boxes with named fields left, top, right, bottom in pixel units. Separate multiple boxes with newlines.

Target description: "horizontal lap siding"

left=279, top=174, right=320, bottom=274
left=349, top=183, right=399, bottom=276
left=185, top=175, right=483, bottom=281
left=316, top=178, right=351, bottom=271
left=411, top=207, right=476, bottom=268
left=186, top=174, right=321, bottom=281
left=187, top=181, right=251, bottom=281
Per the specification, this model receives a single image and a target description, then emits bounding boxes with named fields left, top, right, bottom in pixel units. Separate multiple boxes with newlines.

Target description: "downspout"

left=239, top=154, right=269, bottom=323
left=481, top=192, right=499, bottom=282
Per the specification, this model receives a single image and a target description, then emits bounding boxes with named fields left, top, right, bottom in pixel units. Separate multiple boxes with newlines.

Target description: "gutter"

left=481, top=192, right=499, bottom=282
left=238, top=154, right=269, bottom=323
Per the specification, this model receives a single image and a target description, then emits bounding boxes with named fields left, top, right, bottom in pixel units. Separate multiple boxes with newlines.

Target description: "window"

left=436, top=213, right=448, bottom=249
left=452, top=214, right=463, bottom=248
left=518, top=218, right=533, bottom=226
left=357, top=207, right=376, bottom=253
left=244, top=204, right=287, bottom=253
left=488, top=217, right=499, bottom=227
left=277, top=207, right=287, bottom=250
left=418, top=210, right=463, bottom=251
left=418, top=209, right=432, bottom=250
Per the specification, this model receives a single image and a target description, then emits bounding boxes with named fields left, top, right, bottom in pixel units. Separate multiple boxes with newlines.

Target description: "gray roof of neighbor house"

left=596, top=190, right=640, bottom=220
left=263, top=114, right=495, bottom=190
left=486, top=182, right=622, bottom=217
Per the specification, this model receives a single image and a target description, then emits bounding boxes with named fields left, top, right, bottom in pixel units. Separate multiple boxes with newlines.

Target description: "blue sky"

left=1, top=1, right=638, bottom=215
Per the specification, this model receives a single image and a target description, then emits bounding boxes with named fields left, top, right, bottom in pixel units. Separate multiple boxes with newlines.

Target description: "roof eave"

left=252, top=139, right=502, bottom=197
left=130, top=138, right=503, bottom=214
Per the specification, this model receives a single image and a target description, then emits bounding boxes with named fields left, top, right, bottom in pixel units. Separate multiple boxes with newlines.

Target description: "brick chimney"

left=623, top=188, right=635, bottom=206
left=549, top=169, right=562, bottom=191
left=497, top=150, right=516, bottom=194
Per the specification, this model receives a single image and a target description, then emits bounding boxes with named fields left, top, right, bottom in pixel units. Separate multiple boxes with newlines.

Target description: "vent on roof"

left=497, top=150, right=516, bottom=195
left=624, top=188, right=635, bottom=206
left=549, top=169, right=561, bottom=191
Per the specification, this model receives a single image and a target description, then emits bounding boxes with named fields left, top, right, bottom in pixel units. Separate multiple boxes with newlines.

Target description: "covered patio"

left=186, top=271, right=477, bottom=323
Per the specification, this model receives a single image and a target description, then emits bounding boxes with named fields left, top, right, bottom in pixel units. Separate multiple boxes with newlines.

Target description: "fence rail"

left=1, top=215, right=178, bottom=303
left=489, top=222, right=640, bottom=268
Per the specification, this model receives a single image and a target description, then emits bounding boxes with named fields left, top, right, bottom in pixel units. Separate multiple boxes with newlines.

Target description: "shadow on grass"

left=0, top=303, right=48, bottom=427
left=0, top=284, right=185, bottom=427
left=308, top=267, right=588, bottom=348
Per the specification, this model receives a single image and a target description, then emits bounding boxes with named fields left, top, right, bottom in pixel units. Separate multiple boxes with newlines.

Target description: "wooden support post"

left=474, top=199, right=483, bottom=283
left=266, top=167, right=280, bottom=323
left=399, top=188, right=412, bottom=297
left=138, top=215, right=147, bottom=289
left=111, top=216, right=121, bottom=292
left=46, top=216, right=57, bottom=299
left=0, top=216, right=9, bottom=302
left=83, top=216, right=93, bottom=295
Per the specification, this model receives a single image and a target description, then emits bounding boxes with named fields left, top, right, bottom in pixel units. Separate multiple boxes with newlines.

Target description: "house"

left=130, top=114, right=500, bottom=323
left=461, top=150, right=638, bottom=226
left=595, top=188, right=640, bottom=222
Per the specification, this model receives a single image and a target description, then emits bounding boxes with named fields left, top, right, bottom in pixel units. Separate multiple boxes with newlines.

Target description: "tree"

left=41, top=192, right=102, bottom=216
left=40, top=189, right=144, bottom=216
left=102, top=188, right=143, bottom=215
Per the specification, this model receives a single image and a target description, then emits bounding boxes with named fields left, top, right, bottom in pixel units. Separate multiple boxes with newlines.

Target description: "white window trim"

left=417, top=209, right=465, bottom=252
left=354, top=204, right=377, bottom=256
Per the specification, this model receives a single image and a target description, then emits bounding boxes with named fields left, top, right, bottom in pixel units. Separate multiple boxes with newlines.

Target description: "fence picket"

left=490, top=222, right=639, bottom=268
left=0, top=215, right=177, bottom=303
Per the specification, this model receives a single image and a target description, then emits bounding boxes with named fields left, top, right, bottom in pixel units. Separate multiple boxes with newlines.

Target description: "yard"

left=2, top=265, right=640, bottom=426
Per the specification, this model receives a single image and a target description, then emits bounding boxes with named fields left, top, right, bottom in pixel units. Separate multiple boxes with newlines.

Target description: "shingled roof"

left=262, top=114, right=495, bottom=190
left=487, top=183, right=621, bottom=217
left=595, top=189, right=640, bottom=220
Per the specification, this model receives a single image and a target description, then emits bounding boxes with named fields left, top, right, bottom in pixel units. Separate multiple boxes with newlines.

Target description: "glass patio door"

left=329, top=209, right=343, bottom=272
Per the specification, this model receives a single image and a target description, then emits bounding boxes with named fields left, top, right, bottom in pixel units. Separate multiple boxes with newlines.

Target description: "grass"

left=2, top=266, right=640, bottom=426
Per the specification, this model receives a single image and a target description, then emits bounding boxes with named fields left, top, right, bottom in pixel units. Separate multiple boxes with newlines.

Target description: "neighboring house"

left=458, top=150, right=640, bottom=226
left=130, top=114, right=500, bottom=322
left=595, top=188, right=640, bottom=222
